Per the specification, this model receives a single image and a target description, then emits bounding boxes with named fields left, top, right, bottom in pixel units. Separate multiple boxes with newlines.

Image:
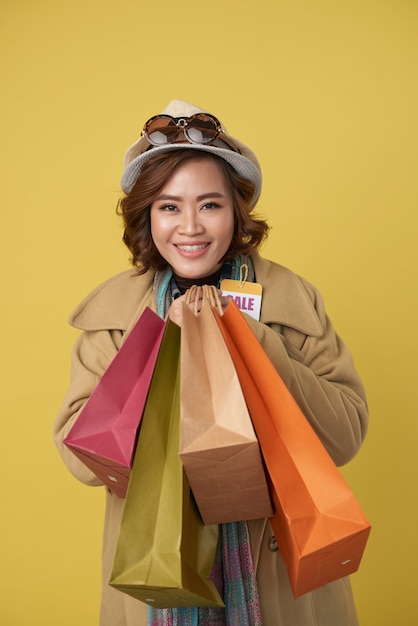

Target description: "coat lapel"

left=253, top=254, right=322, bottom=337
left=68, top=269, right=156, bottom=331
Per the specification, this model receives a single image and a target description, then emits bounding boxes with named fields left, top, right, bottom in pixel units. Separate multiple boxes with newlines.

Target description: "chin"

left=173, top=262, right=220, bottom=280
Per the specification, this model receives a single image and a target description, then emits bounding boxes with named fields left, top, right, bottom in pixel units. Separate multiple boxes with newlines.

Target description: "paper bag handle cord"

left=184, top=284, right=200, bottom=308
left=184, top=285, right=223, bottom=316
left=203, top=284, right=223, bottom=315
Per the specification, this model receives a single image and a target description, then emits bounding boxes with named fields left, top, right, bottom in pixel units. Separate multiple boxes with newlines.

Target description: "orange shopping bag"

left=213, top=298, right=371, bottom=597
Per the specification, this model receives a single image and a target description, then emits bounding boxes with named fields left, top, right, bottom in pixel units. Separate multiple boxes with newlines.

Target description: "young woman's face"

left=150, top=157, right=234, bottom=279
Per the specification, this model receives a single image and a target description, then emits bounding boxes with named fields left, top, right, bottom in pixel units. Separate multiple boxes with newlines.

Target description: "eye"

left=201, top=202, right=221, bottom=210
left=159, top=204, right=178, bottom=212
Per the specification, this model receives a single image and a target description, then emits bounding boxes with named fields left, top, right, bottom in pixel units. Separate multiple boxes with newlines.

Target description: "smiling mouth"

left=175, top=244, right=209, bottom=252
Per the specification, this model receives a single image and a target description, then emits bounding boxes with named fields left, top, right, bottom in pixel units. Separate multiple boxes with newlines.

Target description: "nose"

left=178, top=208, right=204, bottom=235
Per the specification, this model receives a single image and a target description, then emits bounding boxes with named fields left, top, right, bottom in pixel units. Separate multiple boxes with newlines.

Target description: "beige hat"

left=121, top=99, right=262, bottom=207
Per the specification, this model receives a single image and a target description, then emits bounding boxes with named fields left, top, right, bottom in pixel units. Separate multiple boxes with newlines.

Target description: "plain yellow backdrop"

left=1, top=0, right=417, bottom=624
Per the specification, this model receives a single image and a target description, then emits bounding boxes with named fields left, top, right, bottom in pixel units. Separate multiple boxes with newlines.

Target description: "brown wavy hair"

left=117, top=149, right=269, bottom=274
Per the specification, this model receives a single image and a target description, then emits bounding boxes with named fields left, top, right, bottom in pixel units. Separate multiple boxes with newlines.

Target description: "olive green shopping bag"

left=109, top=320, right=223, bottom=609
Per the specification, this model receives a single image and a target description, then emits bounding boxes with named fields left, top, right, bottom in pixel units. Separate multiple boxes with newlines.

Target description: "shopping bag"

left=180, top=286, right=272, bottom=525
left=214, top=299, right=371, bottom=597
left=110, top=320, right=223, bottom=608
left=64, top=307, right=165, bottom=498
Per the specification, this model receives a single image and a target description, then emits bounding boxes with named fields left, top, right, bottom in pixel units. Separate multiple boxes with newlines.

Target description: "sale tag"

left=220, top=279, right=263, bottom=321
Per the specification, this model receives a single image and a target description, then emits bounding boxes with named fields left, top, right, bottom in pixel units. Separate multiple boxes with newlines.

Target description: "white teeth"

left=177, top=244, right=207, bottom=252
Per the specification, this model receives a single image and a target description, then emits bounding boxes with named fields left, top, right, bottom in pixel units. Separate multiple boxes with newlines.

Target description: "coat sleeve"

left=53, top=328, right=123, bottom=486
left=245, top=283, right=368, bottom=467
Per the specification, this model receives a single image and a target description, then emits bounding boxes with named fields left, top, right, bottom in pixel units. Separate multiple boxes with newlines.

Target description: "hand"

left=166, top=290, right=232, bottom=327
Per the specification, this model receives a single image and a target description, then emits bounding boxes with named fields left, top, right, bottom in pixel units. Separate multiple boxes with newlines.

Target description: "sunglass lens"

left=146, top=117, right=178, bottom=145
left=186, top=114, right=219, bottom=144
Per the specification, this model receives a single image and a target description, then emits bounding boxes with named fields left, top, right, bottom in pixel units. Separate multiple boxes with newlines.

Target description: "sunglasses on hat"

left=141, top=113, right=238, bottom=151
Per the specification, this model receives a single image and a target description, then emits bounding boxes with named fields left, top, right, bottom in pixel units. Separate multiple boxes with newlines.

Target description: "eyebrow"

left=155, top=192, right=227, bottom=202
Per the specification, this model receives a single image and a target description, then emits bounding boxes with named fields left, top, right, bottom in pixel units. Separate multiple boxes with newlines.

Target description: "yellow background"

left=1, top=0, right=417, bottom=624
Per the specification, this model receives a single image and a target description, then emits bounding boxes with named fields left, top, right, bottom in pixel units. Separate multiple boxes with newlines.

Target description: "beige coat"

left=54, top=254, right=368, bottom=626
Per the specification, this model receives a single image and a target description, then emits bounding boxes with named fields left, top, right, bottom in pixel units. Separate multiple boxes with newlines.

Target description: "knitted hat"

left=121, top=99, right=262, bottom=208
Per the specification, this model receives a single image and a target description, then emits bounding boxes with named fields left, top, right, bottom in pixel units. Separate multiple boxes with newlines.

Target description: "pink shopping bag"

left=64, top=307, right=165, bottom=497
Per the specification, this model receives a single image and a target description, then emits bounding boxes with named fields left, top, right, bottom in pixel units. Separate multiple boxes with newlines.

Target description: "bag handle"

left=184, top=285, right=202, bottom=316
left=184, top=285, right=223, bottom=316
left=203, top=285, right=223, bottom=315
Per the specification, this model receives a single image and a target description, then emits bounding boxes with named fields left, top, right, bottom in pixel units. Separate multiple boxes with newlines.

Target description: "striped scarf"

left=149, top=256, right=262, bottom=626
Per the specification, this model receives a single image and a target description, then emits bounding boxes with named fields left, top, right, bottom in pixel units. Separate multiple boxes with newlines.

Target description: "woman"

left=54, top=99, right=368, bottom=626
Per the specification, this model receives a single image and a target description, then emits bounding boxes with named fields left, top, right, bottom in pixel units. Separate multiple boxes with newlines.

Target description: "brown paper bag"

left=179, top=286, right=272, bottom=525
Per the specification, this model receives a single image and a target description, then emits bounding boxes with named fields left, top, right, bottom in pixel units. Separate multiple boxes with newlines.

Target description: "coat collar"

left=69, top=256, right=322, bottom=338
left=68, top=269, right=156, bottom=331
left=252, top=254, right=322, bottom=337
